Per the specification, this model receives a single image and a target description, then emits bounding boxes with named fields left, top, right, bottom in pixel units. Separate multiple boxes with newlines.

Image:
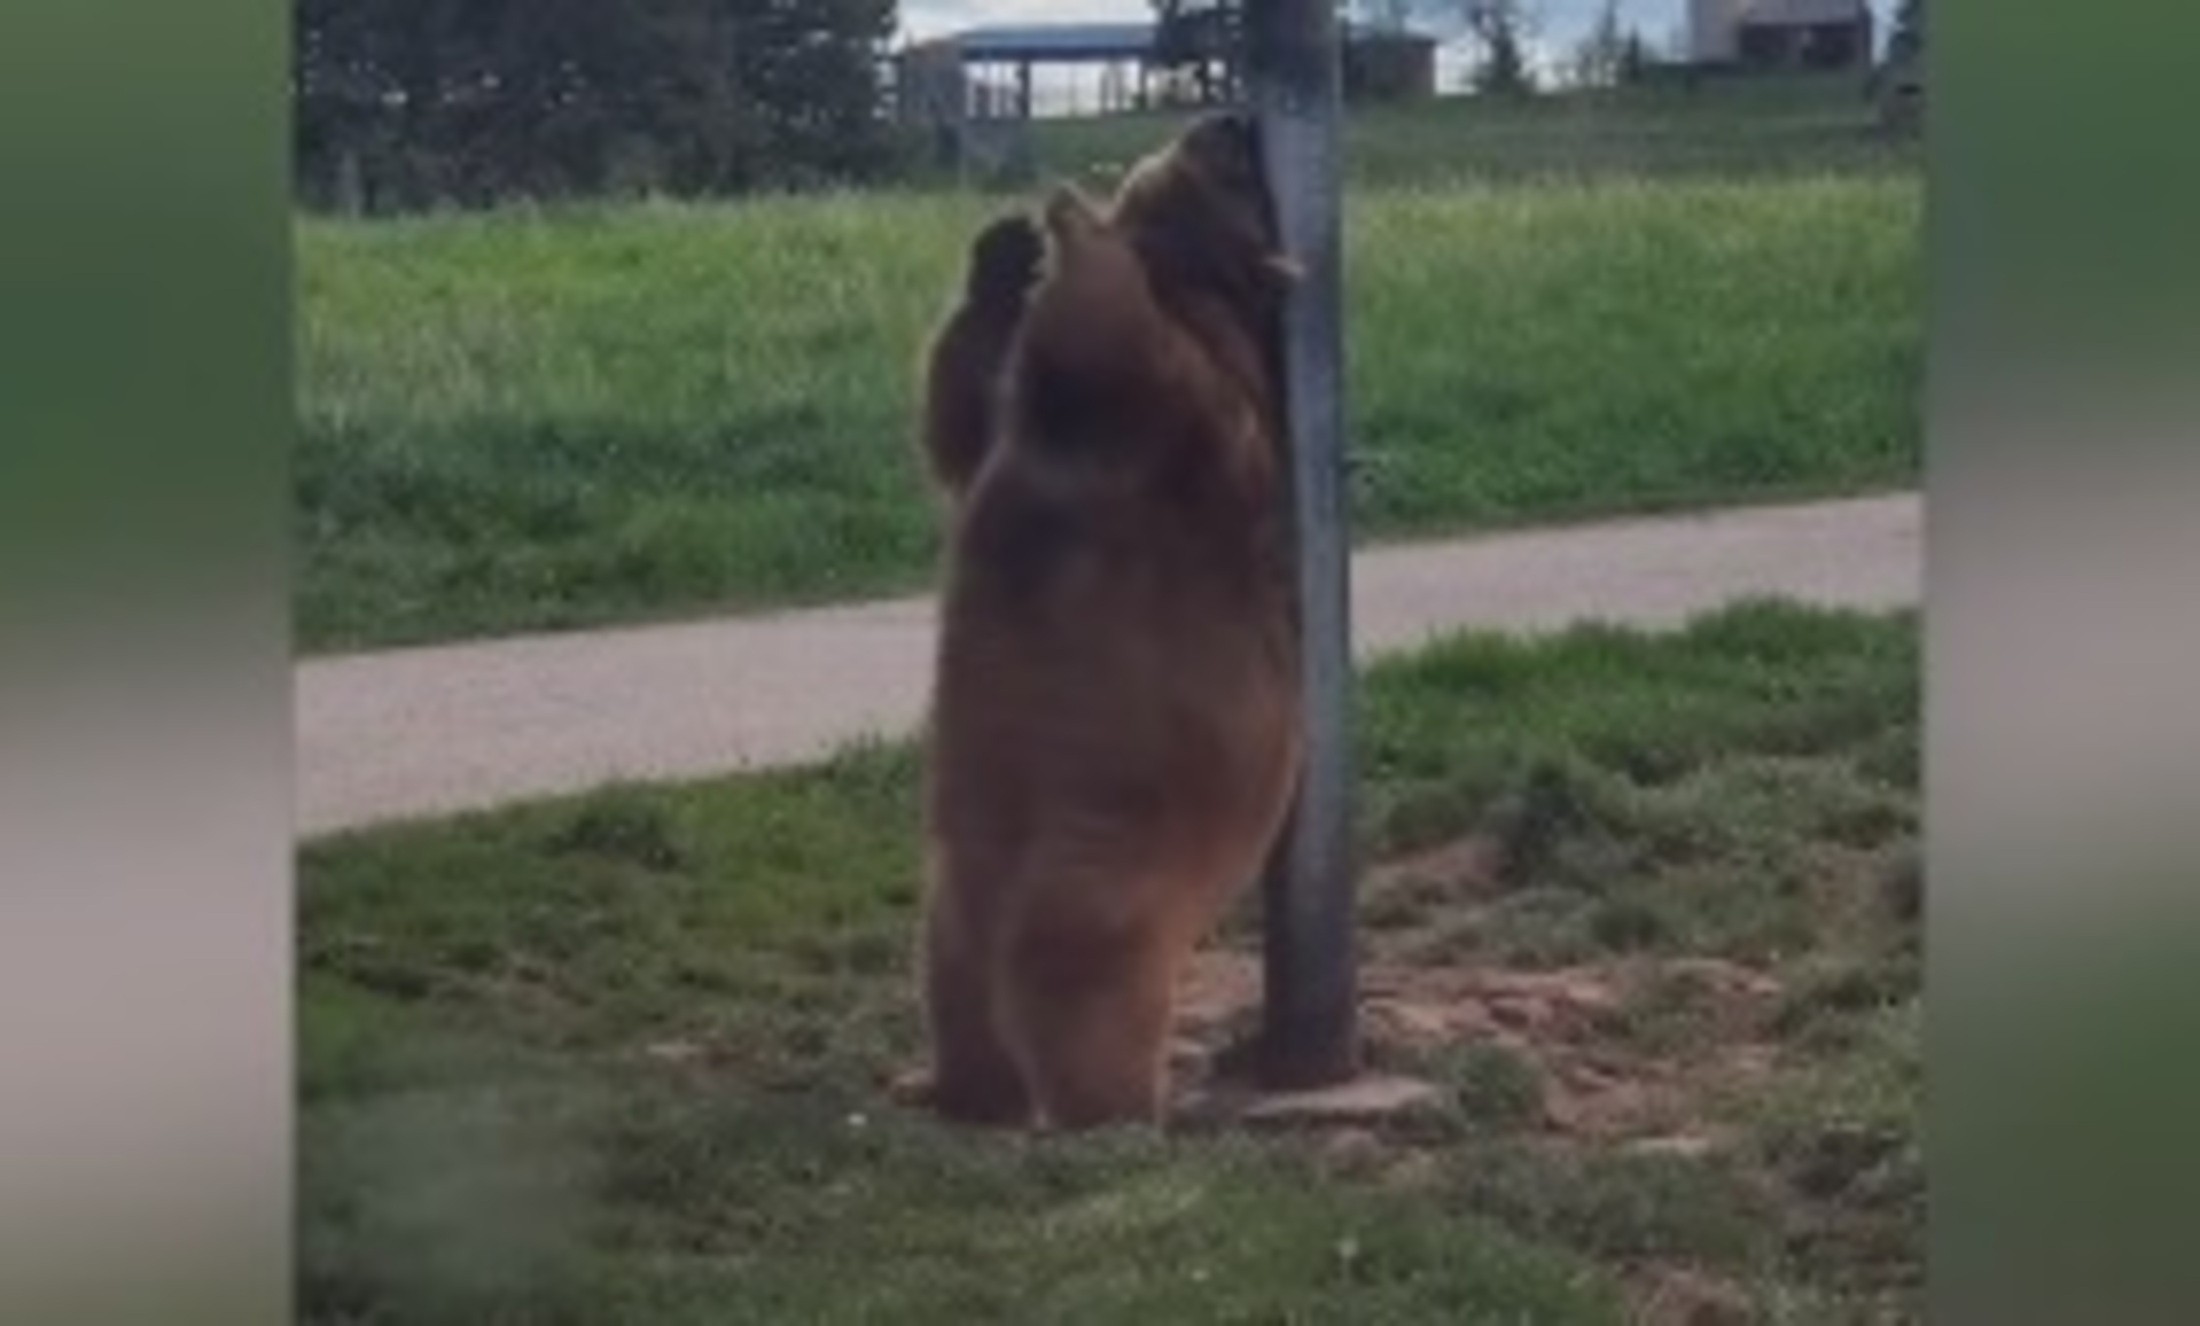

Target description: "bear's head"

left=1101, top=113, right=1295, bottom=407
left=1006, top=114, right=1296, bottom=477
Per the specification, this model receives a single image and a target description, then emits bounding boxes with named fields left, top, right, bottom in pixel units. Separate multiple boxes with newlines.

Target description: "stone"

left=641, top=1038, right=705, bottom=1065
left=1315, top=1126, right=1388, bottom=1177
left=1240, top=1074, right=1444, bottom=1126
left=1625, top=1133, right=1718, bottom=1160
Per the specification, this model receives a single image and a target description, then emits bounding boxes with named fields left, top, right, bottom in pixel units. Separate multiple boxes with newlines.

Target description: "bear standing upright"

left=914, top=114, right=1304, bottom=1129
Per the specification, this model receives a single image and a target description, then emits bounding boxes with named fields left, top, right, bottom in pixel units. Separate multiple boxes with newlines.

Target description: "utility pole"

left=1245, top=0, right=1359, bottom=1090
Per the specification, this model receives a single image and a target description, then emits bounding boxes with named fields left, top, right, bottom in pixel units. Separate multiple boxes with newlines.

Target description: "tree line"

left=295, top=0, right=898, bottom=213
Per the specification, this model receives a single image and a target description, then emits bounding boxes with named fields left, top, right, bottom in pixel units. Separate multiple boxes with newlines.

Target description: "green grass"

left=298, top=169, right=1919, bottom=651
left=1023, top=75, right=1918, bottom=190
left=301, top=601, right=1922, bottom=1321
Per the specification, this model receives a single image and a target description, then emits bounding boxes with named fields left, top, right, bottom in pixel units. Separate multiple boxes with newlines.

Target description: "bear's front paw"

left=966, top=214, right=1043, bottom=309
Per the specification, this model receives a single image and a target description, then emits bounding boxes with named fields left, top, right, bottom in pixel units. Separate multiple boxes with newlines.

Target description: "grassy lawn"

left=300, top=601, right=1922, bottom=1322
left=298, top=169, right=1919, bottom=651
left=1022, top=75, right=1918, bottom=189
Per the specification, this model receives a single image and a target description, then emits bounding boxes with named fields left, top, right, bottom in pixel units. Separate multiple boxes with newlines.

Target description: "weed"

left=1438, top=1043, right=1548, bottom=1130
left=545, top=787, right=688, bottom=872
left=1445, top=1143, right=1775, bottom=1268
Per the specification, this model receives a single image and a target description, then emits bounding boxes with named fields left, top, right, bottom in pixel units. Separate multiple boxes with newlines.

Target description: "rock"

left=1240, top=1074, right=1444, bottom=1126
left=1364, top=997, right=1455, bottom=1044
left=642, top=1038, right=705, bottom=1065
left=1487, top=995, right=1546, bottom=1030
left=1315, top=1127, right=1388, bottom=1177
left=884, top=1068, right=936, bottom=1107
left=1626, top=1133, right=1718, bottom=1160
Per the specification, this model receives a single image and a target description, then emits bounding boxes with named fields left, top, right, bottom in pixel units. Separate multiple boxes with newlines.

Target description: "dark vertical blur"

left=0, top=1, right=291, bottom=1322
left=1934, top=0, right=2200, bottom=1321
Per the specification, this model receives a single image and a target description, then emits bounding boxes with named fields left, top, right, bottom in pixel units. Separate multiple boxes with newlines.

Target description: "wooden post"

left=1247, top=0, right=1358, bottom=1090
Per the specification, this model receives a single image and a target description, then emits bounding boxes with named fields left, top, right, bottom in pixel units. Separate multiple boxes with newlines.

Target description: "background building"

left=1690, top=0, right=1875, bottom=71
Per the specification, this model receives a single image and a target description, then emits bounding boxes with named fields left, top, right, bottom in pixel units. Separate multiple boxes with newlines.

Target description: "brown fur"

left=915, top=114, right=1302, bottom=1130
left=918, top=213, right=1044, bottom=501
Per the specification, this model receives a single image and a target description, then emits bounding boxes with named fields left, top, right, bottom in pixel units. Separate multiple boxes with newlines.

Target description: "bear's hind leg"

left=997, top=910, right=1180, bottom=1130
left=921, top=896, right=1033, bottom=1127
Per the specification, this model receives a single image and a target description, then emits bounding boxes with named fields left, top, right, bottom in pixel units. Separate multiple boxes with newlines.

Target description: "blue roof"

left=941, top=22, right=1158, bottom=62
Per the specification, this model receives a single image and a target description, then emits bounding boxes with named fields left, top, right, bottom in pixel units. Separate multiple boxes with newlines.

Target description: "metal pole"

left=1246, top=0, right=1358, bottom=1090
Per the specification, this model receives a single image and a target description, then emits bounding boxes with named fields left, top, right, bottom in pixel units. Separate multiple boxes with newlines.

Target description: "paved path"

left=297, top=492, right=1920, bottom=837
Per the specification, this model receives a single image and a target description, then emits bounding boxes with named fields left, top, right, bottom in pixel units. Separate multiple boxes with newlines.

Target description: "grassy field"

left=1019, top=74, right=1918, bottom=190
left=298, top=167, right=1919, bottom=651
left=301, top=601, right=1921, bottom=1322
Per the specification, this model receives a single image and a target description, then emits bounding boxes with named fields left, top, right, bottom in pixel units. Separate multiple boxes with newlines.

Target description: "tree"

left=1151, top=0, right=1243, bottom=106
left=1466, top=1, right=1535, bottom=97
left=294, top=0, right=898, bottom=211
left=1873, top=0, right=1924, bottom=131
left=1618, top=28, right=1650, bottom=85
left=1887, top=0, right=1925, bottom=61
left=1393, top=0, right=1537, bottom=96
left=1569, top=0, right=1626, bottom=89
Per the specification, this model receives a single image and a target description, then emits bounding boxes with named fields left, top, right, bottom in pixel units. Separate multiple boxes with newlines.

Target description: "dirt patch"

left=1364, top=835, right=1509, bottom=902
left=1155, top=821, right=1920, bottom=1316
left=1170, top=837, right=1788, bottom=1149
left=1624, top=1263, right=1757, bottom=1326
left=1172, top=948, right=1781, bottom=1146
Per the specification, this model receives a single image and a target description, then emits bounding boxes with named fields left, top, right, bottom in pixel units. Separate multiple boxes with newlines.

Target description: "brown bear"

left=913, top=114, right=1303, bottom=1130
